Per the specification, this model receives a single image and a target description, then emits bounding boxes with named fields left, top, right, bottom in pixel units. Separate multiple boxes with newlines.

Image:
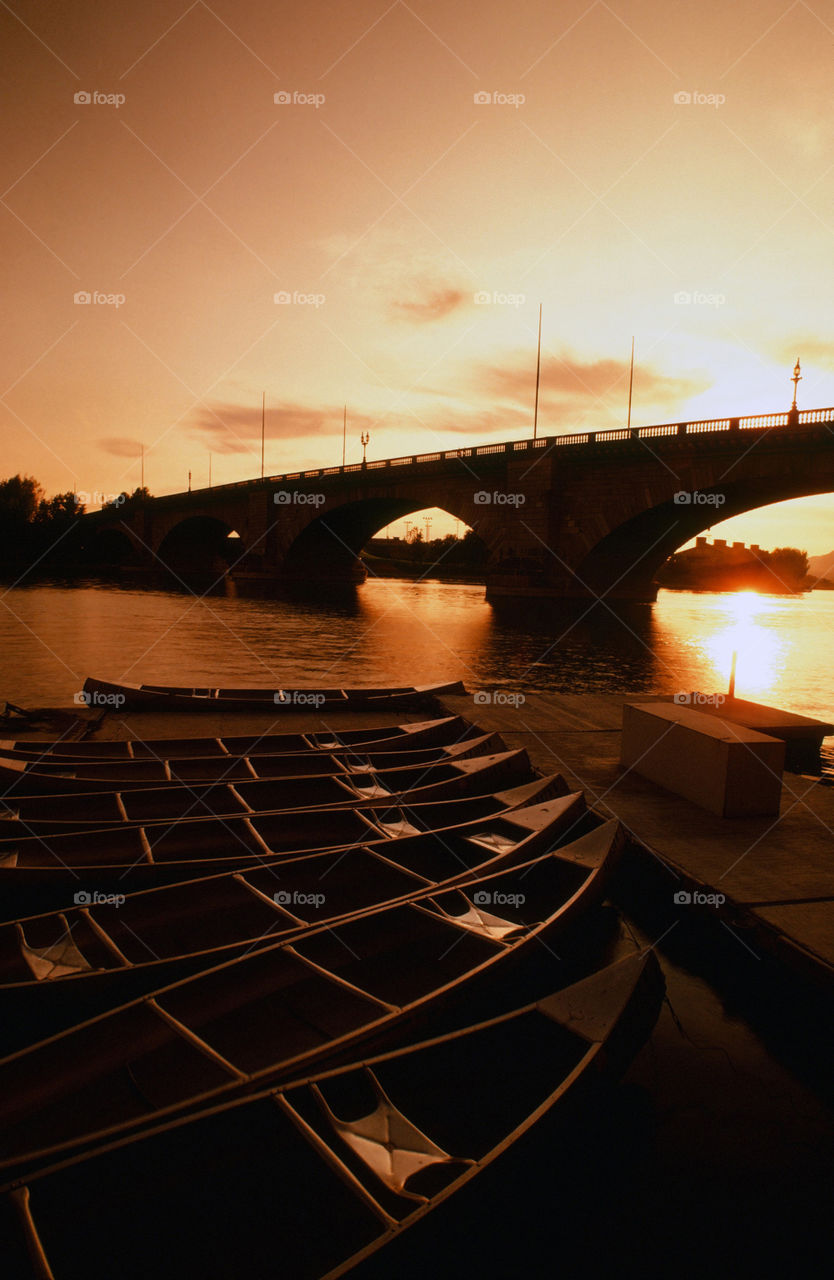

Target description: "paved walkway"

left=441, top=692, right=834, bottom=986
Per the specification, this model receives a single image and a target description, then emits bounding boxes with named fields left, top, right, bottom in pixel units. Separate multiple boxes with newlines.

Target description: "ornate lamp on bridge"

left=361, top=431, right=370, bottom=467
left=789, top=356, right=802, bottom=425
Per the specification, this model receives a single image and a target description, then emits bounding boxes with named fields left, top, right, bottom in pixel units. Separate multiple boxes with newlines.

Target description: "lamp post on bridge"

left=789, top=357, right=802, bottom=425
left=361, top=432, right=370, bottom=467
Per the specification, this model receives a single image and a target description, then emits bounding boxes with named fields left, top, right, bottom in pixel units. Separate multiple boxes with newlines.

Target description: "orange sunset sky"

left=2, top=0, right=834, bottom=550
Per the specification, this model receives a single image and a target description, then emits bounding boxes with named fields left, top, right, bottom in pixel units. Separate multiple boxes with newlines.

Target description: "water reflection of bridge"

left=86, top=406, right=834, bottom=603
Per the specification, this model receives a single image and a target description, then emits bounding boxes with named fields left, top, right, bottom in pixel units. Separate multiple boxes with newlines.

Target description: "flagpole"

left=342, top=404, right=347, bottom=468
left=261, top=391, right=265, bottom=479
left=627, top=336, right=634, bottom=430
left=533, top=303, right=542, bottom=440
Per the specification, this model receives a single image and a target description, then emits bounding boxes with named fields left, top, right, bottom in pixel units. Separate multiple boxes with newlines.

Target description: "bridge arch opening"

left=156, top=516, right=244, bottom=577
left=281, top=500, right=486, bottom=583
left=576, top=482, right=834, bottom=601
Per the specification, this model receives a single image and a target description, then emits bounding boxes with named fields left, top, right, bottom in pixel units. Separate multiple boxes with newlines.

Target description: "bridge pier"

left=485, top=572, right=659, bottom=606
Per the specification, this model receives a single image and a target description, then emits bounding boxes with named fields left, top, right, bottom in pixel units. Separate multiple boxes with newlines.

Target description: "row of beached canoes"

left=0, top=694, right=664, bottom=1280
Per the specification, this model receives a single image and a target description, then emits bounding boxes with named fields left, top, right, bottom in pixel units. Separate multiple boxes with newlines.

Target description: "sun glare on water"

left=704, top=591, right=788, bottom=696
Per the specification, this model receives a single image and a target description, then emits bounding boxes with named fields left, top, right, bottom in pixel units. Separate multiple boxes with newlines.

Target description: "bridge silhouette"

left=87, top=405, right=834, bottom=604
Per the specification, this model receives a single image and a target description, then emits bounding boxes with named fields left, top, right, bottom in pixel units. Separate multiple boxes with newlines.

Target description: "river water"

left=1, top=577, right=832, bottom=733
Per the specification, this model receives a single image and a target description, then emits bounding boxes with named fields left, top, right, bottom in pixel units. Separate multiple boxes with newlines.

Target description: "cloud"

left=187, top=402, right=376, bottom=454
left=478, top=352, right=709, bottom=426
left=390, top=286, right=468, bottom=324
left=97, top=436, right=145, bottom=457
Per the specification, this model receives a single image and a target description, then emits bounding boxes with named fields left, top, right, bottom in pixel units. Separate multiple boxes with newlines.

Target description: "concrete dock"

left=441, top=692, right=834, bottom=987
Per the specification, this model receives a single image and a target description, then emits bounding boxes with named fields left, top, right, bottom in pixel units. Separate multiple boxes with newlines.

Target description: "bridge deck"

left=441, top=692, right=834, bottom=987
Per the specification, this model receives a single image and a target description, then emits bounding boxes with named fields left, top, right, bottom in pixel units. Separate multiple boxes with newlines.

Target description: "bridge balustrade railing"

left=149, top=405, right=834, bottom=501
left=738, top=413, right=788, bottom=428
left=637, top=423, right=679, bottom=438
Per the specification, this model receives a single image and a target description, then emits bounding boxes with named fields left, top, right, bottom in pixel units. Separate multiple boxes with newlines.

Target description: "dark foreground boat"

left=82, top=677, right=467, bottom=714
left=2, top=950, right=664, bottom=1280
left=0, top=775, right=579, bottom=891
left=0, top=817, right=621, bottom=1179
left=0, top=797, right=605, bottom=1045
left=0, top=724, right=497, bottom=800
left=0, top=747, right=533, bottom=835
left=0, top=714, right=477, bottom=763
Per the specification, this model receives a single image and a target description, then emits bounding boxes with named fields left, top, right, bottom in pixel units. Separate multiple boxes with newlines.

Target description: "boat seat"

left=341, top=757, right=373, bottom=773
left=370, top=811, right=422, bottom=839
left=312, top=1068, right=472, bottom=1200
left=17, top=915, right=93, bottom=980
left=463, top=829, right=519, bottom=854
left=423, top=894, right=526, bottom=942
left=348, top=784, right=392, bottom=800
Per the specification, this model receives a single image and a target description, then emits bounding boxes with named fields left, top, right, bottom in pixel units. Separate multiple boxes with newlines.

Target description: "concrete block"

left=621, top=702, right=784, bottom=818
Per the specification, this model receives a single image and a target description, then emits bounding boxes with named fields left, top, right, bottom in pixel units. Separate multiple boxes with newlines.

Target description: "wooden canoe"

left=0, top=799, right=604, bottom=1051
left=0, top=734, right=505, bottom=798
left=0, top=747, right=534, bottom=836
left=2, top=949, right=663, bottom=1280
left=0, top=814, right=622, bottom=1179
left=82, top=677, right=467, bottom=714
left=0, top=777, right=581, bottom=916
left=0, top=714, right=478, bottom=763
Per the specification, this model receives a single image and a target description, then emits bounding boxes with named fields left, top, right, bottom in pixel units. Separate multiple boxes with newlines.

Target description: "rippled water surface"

left=1, top=579, right=832, bottom=731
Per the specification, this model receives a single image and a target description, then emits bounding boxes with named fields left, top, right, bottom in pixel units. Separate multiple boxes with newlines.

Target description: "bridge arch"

left=280, top=497, right=490, bottom=580
left=156, top=515, right=244, bottom=576
left=576, top=473, right=834, bottom=599
left=86, top=525, right=143, bottom=568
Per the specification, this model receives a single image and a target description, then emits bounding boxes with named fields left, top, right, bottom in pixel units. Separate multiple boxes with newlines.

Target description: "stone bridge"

left=85, top=405, right=834, bottom=603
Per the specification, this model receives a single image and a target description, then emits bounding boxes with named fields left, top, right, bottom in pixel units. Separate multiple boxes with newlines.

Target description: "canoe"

left=0, top=814, right=622, bottom=1178
left=0, top=747, right=534, bottom=836
left=2, top=949, right=663, bottom=1280
left=0, top=799, right=605, bottom=1050
left=0, top=715, right=477, bottom=762
left=0, top=734, right=505, bottom=798
left=0, top=777, right=581, bottom=913
left=82, top=677, right=467, bottom=714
